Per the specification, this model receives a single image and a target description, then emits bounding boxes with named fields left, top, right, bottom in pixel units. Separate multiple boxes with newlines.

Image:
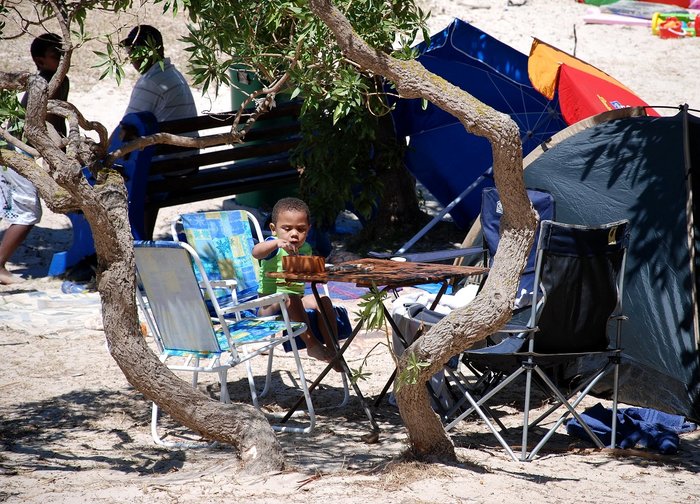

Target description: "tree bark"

left=310, top=0, right=538, bottom=460
left=2, top=69, right=284, bottom=473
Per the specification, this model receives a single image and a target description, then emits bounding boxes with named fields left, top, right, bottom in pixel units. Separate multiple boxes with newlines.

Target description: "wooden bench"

left=48, top=100, right=302, bottom=276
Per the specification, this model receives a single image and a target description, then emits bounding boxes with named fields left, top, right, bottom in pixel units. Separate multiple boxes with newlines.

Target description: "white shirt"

left=124, top=58, right=197, bottom=122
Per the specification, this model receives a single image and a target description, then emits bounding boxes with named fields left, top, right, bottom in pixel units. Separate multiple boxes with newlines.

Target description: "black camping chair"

left=374, top=188, right=555, bottom=413
left=444, top=219, right=630, bottom=461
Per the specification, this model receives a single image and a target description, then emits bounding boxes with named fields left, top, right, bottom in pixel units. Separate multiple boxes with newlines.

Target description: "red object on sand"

left=637, top=0, right=696, bottom=8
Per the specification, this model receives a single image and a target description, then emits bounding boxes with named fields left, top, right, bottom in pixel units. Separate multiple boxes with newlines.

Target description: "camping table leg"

left=281, top=282, right=379, bottom=434
left=373, top=280, right=450, bottom=407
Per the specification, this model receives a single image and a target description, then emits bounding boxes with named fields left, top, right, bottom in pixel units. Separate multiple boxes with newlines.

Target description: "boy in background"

left=0, top=33, right=69, bottom=284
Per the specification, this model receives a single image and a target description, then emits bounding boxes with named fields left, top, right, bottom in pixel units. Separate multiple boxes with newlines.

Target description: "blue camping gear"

left=566, top=403, right=697, bottom=454
left=390, top=19, right=566, bottom=231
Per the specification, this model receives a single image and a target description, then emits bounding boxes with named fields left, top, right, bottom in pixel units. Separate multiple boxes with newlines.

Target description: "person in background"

left=115, top=25, right=198, bottom=176
left=0, top=33, right=69, bottom=284
left=119, top=25, right=197, bottom=122
left=253, top=197, right=340, bottom=367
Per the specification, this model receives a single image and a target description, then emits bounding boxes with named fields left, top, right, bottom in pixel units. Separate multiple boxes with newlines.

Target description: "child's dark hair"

left=30, top=33, right=63, bottom=59
left=271, top=197, right=310, bottom=224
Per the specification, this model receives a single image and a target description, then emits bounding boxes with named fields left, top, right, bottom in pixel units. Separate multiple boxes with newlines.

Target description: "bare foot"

left=0, top=268, right=24, bottom=285
left=306, top=344, right=342, bottom=372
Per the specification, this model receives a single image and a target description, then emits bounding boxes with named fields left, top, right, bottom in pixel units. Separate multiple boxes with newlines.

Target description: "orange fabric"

left=528, top=38, right=656, bottom=124
left=528, top=38, right=636, bottom=100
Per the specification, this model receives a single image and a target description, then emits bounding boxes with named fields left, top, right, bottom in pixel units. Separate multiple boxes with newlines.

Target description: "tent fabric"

left=521, top=106, right=700, bottom=421
left=390, top=19, right=566, bottom=228
left=528, top=38, right=658, bottom=124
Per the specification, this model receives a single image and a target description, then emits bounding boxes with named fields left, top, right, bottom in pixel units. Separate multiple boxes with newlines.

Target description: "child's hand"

left=277, top=238, right=300, bottom=255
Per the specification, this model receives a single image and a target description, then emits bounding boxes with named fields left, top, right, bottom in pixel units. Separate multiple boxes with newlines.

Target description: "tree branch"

left=0, top=128, right=39, bottom=158
left=310, top=0, right=538, bottom=460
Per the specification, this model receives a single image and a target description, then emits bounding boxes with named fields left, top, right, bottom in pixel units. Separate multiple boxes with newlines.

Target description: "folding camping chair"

left=170, top=210, right=352, bottom=406
left=375, top=188, right=555, bottom=413
left=134, top=240, right=316, bottom=446
left=444, top=219, right=630, bottom=461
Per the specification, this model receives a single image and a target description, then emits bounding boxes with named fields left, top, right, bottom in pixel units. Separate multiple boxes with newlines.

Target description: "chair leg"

left=520, top=364, right=535, bottom=461
left=611, top=357, right=620, bottom=449
left=272, top=338, right=316, bottom=434
left=151, top=402, right=166, bottom=446
left=461, top=385, right=519, bottom=462
left=257, top=348, right=275, bottom=399
left=525, top=365, right=609, bottom=461
left=219, top=370, right=230, bottom=403
left=443, top=367, right=509, bottom=432
left=151, top=401, right=216, bottom=448
left=243, top=358, right=261, bottom=408
left=191, top=356, right=200, bottom=388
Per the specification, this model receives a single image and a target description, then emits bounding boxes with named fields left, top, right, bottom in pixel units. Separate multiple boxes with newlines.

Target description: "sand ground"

left=2, top=1, right=700, bottom=503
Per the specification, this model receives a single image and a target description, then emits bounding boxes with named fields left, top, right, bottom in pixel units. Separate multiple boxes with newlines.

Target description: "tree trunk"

left=366, top=163, right=423, bottom=240
left=2, top=68, right=284, bottom=474
left=310, top=0, right=538, bottom=460
left=365, top=112, right=423, bottom=238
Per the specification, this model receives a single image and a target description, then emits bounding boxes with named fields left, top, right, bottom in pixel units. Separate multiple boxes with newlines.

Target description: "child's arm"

left=252, top=237, right=301, bottom=260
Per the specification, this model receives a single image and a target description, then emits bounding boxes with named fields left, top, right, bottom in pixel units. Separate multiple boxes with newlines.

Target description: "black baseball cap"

left=120, top=25, right=163, bottom=48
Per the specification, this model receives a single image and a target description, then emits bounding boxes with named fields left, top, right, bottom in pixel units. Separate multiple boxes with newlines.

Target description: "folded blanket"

left=566, top=403, right=697, bottom=454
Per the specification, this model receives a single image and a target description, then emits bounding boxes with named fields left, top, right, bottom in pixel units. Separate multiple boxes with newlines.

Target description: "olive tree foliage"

left=177, top=0, right=430, bottom=229
left=309, top=0, right=538, bottom=460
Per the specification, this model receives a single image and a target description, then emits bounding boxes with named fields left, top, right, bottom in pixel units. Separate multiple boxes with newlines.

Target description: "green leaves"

left=396, top=351, right=430, bottom=392
left=92, top=42, right=125, bottom=84
left=355, top=284, right=388, bottom=331
left=0, top=90, right=25, bottom=139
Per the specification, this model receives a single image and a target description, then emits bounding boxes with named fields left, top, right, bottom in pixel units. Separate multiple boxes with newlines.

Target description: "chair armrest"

left=207, top=279, right=238, bottom=289
left=496, top=324, right=537, bottom=334
left=219, top=292, right=288, bottom=315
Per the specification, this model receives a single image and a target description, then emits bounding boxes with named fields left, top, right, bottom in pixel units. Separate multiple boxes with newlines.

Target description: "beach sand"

left=1, top=1, right=700, bottom=503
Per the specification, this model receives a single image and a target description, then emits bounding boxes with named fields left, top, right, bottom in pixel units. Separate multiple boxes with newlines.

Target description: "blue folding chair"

left=171, top=209, right=352, bottom=406
left=445, top=220, right=630, bottom=461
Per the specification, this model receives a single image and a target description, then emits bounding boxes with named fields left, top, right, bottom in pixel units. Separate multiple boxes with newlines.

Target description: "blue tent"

left=391, top=19, right=566, bottom=229
left=522, top=106, right=700, bottom=421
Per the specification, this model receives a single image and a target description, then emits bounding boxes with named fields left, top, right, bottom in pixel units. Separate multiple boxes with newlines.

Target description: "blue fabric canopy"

left=391, top=19, right=566, bottom=228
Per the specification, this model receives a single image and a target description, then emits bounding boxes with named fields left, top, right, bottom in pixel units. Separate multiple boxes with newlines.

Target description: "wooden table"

left=268, top=258, right=488, bottom=435
left=268, top=257, right=485, bottom=289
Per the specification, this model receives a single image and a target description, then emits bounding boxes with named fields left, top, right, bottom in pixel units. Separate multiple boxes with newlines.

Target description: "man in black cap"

left=119, top=25, right=197, bottom=122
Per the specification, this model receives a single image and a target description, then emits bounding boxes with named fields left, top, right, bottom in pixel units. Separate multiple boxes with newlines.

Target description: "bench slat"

left=157, top=101, right=303, bottom=134
left=151, top=137, right=300, bottom=174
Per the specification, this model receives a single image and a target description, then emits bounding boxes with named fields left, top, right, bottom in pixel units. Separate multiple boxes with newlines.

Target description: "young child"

left=252, top=197, right=339, bottom=366
left=0, top=33, right=69, bottom=284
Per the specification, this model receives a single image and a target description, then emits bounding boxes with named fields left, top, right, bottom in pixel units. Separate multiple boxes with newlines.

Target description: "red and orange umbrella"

left=528, top=38, right=658, bottom=124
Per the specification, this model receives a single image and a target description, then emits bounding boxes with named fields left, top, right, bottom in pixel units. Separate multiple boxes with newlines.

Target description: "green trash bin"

left=229, top=65, right=299, bottom=209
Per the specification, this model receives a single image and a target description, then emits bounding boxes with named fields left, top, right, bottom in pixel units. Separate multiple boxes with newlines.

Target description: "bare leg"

left=302, top=294, right=342, bottom=371
left=311, top=295, right=339, bottom=350
left=286, top=294, right=340, bottom=368
left=0, top=224, right=32, bottom=284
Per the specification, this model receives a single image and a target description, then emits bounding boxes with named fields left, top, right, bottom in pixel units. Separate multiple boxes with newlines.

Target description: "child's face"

left=271, top=209, right=309, bottom=248
left=33, top=51, right=60, bottom=73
